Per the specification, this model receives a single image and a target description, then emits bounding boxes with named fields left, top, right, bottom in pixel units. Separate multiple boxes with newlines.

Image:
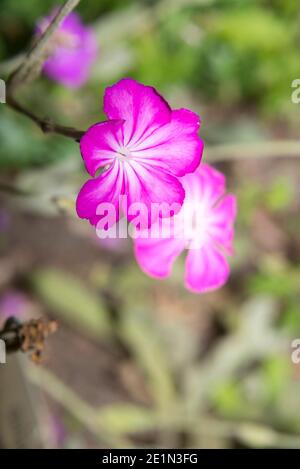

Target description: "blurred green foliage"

left=1, top=0, right=300, bottom=168
left=32, top=268, right=112, bottom=338
left=0, top=110, right=77, bottom=169
left=193, top=4, right=300, bottom=115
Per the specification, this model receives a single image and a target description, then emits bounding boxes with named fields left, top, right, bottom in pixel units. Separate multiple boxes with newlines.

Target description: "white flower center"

left=118, top=146, right=132, bottom=159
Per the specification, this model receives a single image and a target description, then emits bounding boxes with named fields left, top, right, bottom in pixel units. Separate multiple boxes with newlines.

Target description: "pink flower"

left=0, top=210, right=10, bottom=232
left=37, top=11, right=98, bottom=88
left=0, top=290, right=29, bottom=319
left=76, top=78, right=203, bottom=227
left=49, top=414, right=67, bottom=447
left=134, top=164, right=237, bottom=293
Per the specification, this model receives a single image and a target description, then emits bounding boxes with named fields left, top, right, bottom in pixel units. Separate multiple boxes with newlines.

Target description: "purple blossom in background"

left=0, top=210, right=10, bottom=232
left=0, top=290, right=29, bottom=319
left=36, top=10, right=98, bottom=88
left=50, top=415, right=67, bottom=448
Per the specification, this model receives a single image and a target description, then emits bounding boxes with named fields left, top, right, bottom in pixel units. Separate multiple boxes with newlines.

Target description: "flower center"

left=118, top=146, right=132, bottom=159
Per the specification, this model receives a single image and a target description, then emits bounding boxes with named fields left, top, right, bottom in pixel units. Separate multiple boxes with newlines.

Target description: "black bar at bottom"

left=0, top=448, right=297, bottom=465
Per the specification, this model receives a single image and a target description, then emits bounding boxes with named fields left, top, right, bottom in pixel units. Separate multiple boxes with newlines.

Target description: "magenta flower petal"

left=135, top=237, right=185, bottom=278
left=37, top=11, right=98, bottom=88
left=124, top=161, right=185, bottom=219
left=103, top=78, right=171, bottom=146
left=76, top=162, right=124, bottom=224
left=80, top=120, right=125, bottom=176
left=134, top=164, right=237, bottom=294
left=77, top=78, right=204, bottom=227
left=185, top=244, right=230, bottom=293
left=77, top=160, right=185, bottom=227
left=131, top=109, right=203, bottom=176
left=208, top=194, right=237, bottom=254
left=185, top=163, right=226, bottom=203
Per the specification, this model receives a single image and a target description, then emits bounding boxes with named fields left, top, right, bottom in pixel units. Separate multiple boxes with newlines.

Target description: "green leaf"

left=212, top=380, right=244, bottom=417
left=96, top=404, right=156, bottom=435
left=120, top=310, right=177, bottom=409
left=263, top=356, right=292, bottom=401
left=248, top=267, right=300, bottom=299
left=265, top=178, right=294, bottom=212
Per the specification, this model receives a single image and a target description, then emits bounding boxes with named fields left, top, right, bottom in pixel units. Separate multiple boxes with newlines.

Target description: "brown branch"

left=7, top=0, right=81, bottom=92
left=0, top=179, right=30, bottom=196
left=0, top=53, right=25, bottom=76
left=6, top=95, right=85, bottom=140
left=6, top=0, right=84, bottom=142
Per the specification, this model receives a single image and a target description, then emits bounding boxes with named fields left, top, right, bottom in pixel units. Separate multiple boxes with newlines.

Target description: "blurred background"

left=0, top=0, right=300, bottom=449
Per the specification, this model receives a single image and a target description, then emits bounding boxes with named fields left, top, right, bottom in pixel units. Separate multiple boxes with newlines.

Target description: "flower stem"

left=6, top=0, right=84, bottom=142
left=206, top=140, right=300, bottom=163
left=7, top=0, right=81, bottom=91
left=6, top=95, right=84, bottom=141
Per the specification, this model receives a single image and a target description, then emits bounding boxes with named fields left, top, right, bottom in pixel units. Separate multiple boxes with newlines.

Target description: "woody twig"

left=6, top=0, right=84, bottom=142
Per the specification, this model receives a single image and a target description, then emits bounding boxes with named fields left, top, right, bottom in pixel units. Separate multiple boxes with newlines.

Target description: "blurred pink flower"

left=0, top=290, right=29, bottom=319
left=76, top=78, right=203, bottom=227
left=0, top=210, right=10, bottom=232
left=134, top=164, right=237, bottom=293
left=50, top=414, right=67, bottom=448
left=37, top=10, right=98, bottom=88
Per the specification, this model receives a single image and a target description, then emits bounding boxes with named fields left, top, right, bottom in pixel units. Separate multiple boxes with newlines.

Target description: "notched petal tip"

left=173, top=108, right=201, bottom=129
left=104, top=77, right=171, bottom=112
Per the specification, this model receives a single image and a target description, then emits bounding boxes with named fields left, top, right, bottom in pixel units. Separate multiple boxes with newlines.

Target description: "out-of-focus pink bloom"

left=0, top=290, right=29, bottom=319
left=76, top=78, right=203, bottom=227
left=0, top=211, right=10, bottom=232
left=36, top=10, right=98, bottom=88
left=50, top=415, right=67, bottom=448
left=134, top=164, right=237, bottom=293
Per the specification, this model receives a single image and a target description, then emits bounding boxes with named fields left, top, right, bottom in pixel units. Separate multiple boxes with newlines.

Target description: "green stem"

left=206, top=140, right=300, bottom=162
left=27, top=365, right=133, bottom=448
